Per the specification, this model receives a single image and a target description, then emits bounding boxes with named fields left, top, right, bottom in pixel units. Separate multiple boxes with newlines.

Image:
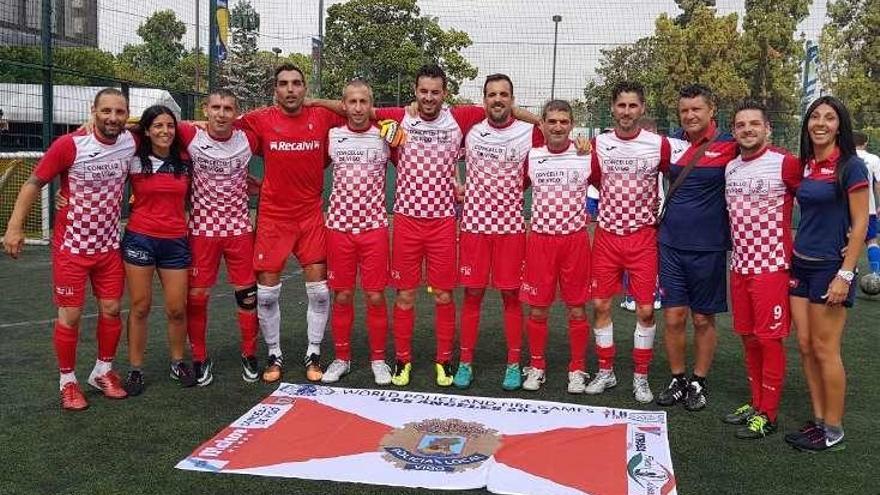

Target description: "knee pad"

left=235, top=285, right=258, bottom=311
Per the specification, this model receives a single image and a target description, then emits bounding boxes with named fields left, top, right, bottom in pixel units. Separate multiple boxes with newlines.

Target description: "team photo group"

left=3, top=61, right=878, bottom=455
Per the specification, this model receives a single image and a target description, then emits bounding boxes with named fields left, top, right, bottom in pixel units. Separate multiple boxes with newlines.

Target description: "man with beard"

left=453, top=73, right=544, bottom=390
left=584, top=81, right=670, bottom=403
left=4, top=88, right=134, bottom=409
left=238, top=64, right=345, bottom=383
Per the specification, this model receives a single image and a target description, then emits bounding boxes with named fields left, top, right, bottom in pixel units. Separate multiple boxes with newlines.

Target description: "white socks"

left=59, top=372, right=77, bottom=390
left=594, top=323, right=614, bottom=347
left=258, top=283, right=283, bottom=357
left=634, top=322, right=656, bottom=349
left=305, top=281, right=330, bottom=356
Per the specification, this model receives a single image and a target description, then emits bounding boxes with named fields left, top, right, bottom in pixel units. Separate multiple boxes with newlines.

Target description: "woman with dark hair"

left=786, top=96, right=869, bottom=452
left=121, top=105, right=194, bottom=395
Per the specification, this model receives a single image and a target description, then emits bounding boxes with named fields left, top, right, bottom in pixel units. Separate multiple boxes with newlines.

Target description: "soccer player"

left=319, top=80, right=394, bottom=385
left=372, top=65, right=485, bottom=387
left=3, top=88, right=133, bottom=410
left=585, top=82, right=670, bottom=403
left=520, top=100, right=592, bottom=392
left=721, top=100, right=801, bottom=439
left=238, top=64, right=345, bottom=383
left=121, top=105, right=193, bottom=395
left=656, top=84, right=738, bottom=411
left=854, top=131, right=880, bottom=274
left=176, top=89, right=261, bottom=386
left=786, top=96, right=868, bottom=452
left=453, top=73, right=543, bottom=390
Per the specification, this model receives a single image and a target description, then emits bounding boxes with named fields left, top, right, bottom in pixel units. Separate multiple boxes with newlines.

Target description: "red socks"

left=759, top=338, right=786, bottom=422
left=96, top=315, right=122, bottom=362
left=186, top=293, right=209, bottom=362
left=366, top=302, right=388, bottom=361
left=459, top=291, right=484, bottom=363
left=526, top=315, right=549, bottom=370
left=435, top=301, right=456, bottom=363
left=632, top=348, right=653, bottom=375
left=502, top=291, right=523, bottom=364
left=54, top=321, right=79, bottom=373
left=330, top=302, right=355, bottom=361
left=742, top=335, right=764, bottom=410
left=568, top=317, right=589, bottom=371
left=238, top=310, right=258, bottom=357
left=393, top=305, right=415, bottom=362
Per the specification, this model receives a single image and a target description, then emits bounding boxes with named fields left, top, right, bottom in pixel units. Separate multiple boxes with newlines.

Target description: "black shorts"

left=122, top=230, right=191, bottom=269
left=789, top=257, right=856, bottom=307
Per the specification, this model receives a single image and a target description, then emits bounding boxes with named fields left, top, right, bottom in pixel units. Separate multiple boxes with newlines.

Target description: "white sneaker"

left=585, top=369, right=617, bottom=395
left=567, top=370, right=589, bottom=394
left=371, top=360, right=392, bottom=385
left=522, top=367, right=546, bottom=391
left=653, top=299, right=662, bottom=310
left=320, top=359, right=350, bottom=383
left=633, top=374, right=654, bottom=403
left=624, top=300, right=637, bottom=312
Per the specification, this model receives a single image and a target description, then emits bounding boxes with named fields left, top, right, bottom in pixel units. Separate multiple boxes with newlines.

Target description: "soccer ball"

left=859, top=272, right=880, bottom=296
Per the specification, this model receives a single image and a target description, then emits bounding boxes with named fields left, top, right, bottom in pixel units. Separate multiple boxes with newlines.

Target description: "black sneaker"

left=170, top=362, right=197, bottom=387
left=241, top=355, right=259, bottom=383
left=722, top=404, right=756, bottom=425
left=656, top=377, right=687, bottom=406
left=735, top=413, right=777, bottom=439
left=193, top=358, right=214, bottom=387
left=791, top=428, right=845, bottom=452
left=784, top=420, right=823, bottom=445
left=683, top=380, right=708, bottom=411
left=124, top=370, right=145, bottom=396
left=304, top=353, right=323, bottom=382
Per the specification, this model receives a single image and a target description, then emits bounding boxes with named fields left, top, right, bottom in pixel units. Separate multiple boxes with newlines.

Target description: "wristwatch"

left=836, top=270, right=855, bottom=284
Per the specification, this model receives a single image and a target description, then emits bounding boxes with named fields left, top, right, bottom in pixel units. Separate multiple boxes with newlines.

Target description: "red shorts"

left=390, top=215, right=456, bottom=290
left=520, top=230, right=591, bottom=307
left=253, top=212, right=326, bottom=273
left=327, top=227, right=390, bottom=291
left=189, top=234, right=256, bottom=288
left=459, top=232, right=525, bottom=290
left=52, top=248, right=124, bottom=307
left=591, top=226, right=658, bottom=304
left=731, top=270, right=791, bottom=339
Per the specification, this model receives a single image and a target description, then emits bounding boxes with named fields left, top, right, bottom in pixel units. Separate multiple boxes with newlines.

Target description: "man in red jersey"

left=4, top=88, right=132, bottom=410
left=176, top=89, right=262, bottom=386
left=238, top=64, right=345, bottom=383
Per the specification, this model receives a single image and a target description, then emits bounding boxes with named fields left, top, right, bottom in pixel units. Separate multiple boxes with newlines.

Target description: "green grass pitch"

left=1, top=245, right=877, bottom=494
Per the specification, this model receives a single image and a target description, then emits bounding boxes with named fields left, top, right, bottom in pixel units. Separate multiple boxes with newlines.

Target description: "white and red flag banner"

left=176, top=383, right=677, bottom=495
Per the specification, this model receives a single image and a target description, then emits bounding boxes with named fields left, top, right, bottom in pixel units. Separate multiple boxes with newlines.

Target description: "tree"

left=219, top=0, right=268, bottom=110
left=673, top=0, right=717, bottom=25
left=117, top=10, right=189, bottom=91
left=740, top=0, right=811, bottom=114
left=819, top=0, right=880, bottom=127
left=322, top=0, right=477, bottom=105
left=0, top=46, right=118, bottom=85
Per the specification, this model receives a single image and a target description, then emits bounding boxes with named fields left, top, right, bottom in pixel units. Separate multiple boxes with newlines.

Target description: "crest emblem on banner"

left=380, top=419, right=501, bottom=473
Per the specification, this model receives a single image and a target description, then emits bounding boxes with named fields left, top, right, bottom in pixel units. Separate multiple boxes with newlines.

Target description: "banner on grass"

left=176, top=383, right=677, bottom=495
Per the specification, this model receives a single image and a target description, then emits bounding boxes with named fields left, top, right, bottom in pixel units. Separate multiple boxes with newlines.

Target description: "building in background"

left=0, top=0, right=98, bottom=47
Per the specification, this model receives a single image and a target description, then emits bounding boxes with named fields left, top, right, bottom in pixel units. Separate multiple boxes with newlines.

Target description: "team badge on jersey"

left=380, top=419, right=501, bottom=473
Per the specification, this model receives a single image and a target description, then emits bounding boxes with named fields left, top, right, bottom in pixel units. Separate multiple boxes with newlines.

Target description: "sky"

left=98, top=0, right=829, bottom=108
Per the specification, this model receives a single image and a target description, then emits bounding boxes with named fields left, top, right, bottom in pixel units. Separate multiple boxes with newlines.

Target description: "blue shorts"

left=789, top=256, right=856, bottom=307
left=586, top=197, right=599, bottom=219
left=867, top=214, right=878, bottom=242
left=122, top=230, right=191, bottom=269
left=659, top=244, right=728, bottom=314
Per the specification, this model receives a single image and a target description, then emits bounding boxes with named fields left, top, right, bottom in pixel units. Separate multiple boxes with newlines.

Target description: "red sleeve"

left=176, top=122, right=198, bottom=147
left=781, top=154, right=803, bottom=194
left=34, top=134, right=77, bottom=183
left=659, top=136, right=672, bottom=173
left=451, top=105, right=485, bottom=137
left=374, top=107, right=406, bottom=123
left=588, top=139, right=602, bottom=188
left=315, top=106, right=346, bottom=129
left=237, top=111, right=263, bottom=155
left=531, top=125, right=545, bottom=147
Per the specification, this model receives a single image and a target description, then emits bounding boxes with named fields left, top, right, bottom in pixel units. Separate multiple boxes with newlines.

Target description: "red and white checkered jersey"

left=461, top=119, right=543, bottom=234
left=590, top=129, right=671, bottom=235
left=326, top=124, right=390, bottom=233
left=178, top=123, right=256, bottom=237
left=725, top=147, right=802, bottom=274
left=528, top=143, right=592, bottom=235
left=35, top=130, right=134, bottom=255
left=375, top=105, right=483, bottom=218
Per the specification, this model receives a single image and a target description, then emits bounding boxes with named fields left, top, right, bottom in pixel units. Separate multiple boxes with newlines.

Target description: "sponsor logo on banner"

left=184, top=457, right=228, bottom=471
left=381, top=419, right=501, bottom=472
left=629, top=412, right=666, bottom=423
left=277, top=383, right=336, bottom=397
left=627, top=452, right=674, bottom=495
left=232, top=403, right=292, bottom=429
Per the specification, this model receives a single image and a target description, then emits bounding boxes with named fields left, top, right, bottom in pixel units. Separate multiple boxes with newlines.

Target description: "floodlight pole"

left=551, top=15, right=562, bottom=100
